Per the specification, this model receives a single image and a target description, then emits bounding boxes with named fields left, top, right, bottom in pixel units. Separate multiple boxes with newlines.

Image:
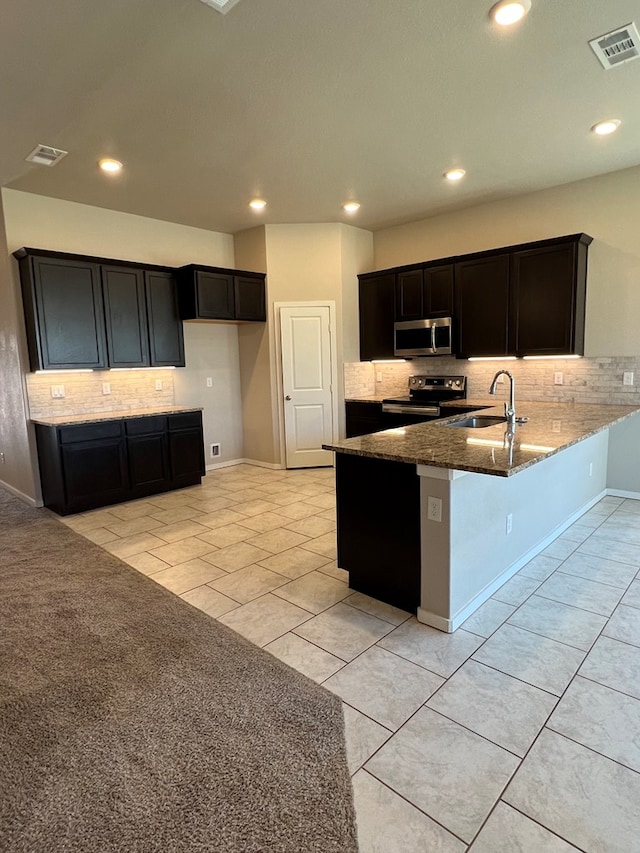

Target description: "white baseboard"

left=606, top=488, right=640, bottom=500
left=418, top=488, right=607, bottom=633
left=0, top=479, right=38, bottom=507
left=205, top=457, right=284, bottom=472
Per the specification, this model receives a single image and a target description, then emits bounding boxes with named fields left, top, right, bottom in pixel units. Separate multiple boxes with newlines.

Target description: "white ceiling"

left=2, top=0, right=639, bottom=234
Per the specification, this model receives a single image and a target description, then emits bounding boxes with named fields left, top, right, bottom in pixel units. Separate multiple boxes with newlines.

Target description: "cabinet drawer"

left=58, top=421, right=123, bottom=444
left=125, top=416, right=167, bottom=435
left=168, top=412, right=202, bottom=430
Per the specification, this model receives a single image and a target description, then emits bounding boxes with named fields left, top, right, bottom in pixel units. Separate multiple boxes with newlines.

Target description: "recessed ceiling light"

left=198, top=0, right=243, bottom=13
left=489, top=0, right=531, bottom=26
left=343, top=201, right=361, bottom=214
left=249, top=198, right=267, bottom=210
left=591, top=119, right=622, bottom=136
left=444, top=168, right=466, bottom=182
left=98, top=158, right=123, bottom=173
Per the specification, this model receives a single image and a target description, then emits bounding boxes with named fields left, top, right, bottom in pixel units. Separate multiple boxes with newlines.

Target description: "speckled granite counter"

left=326, top=401, right=640, bottom=477
left=31, top=406, right=202, bottom=427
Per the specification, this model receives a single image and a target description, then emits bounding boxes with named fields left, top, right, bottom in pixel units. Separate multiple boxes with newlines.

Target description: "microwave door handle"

left=430, top=322, right=436, bottom=353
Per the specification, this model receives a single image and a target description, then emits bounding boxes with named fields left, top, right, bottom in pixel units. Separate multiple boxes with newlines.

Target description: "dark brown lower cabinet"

left=336, top=452, right=421, bottom=612
left=35, top=411, right=205, bottom=515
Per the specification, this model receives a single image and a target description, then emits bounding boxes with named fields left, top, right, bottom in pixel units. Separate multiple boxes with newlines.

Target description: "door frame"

left=274, top=301, right=339, bottom=469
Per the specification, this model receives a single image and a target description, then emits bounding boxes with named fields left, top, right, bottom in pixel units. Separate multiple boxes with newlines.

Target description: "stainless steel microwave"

left=394, top=317, right=453, bottom=357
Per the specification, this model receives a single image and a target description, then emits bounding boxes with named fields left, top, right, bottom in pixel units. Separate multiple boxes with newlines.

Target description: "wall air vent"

left=25, top=144, right=69, bottom=167
left=198, top=0, right=243, bottom=13
left=589, top=22, right=640, bottom=69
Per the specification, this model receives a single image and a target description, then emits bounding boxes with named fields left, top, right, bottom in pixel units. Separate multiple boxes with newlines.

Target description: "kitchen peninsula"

left=325, top=401, right=640, bottom=632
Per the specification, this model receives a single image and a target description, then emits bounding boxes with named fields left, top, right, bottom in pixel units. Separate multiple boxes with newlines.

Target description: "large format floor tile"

left=324, top=646, right=443, bottom=730
left=272, top=570, right=349, bottom=614
left=547, top=675, right=640, bottom=773
left=378, top=619, right=483, bottom=678
left=557, top=551, right=638, bottom=588
left=469, top=802, right=580, bottom=852
left=352, top=770, right=466, bottom=853
left=535, top=571, right=624, bottom=617
left=603, top=603, right=640, bottom=647
left=427, top=660, right=557, bottom=757
left=150, top=558, right=226, bottom=594
left=504, top=729, right=640, bottom=853
left=342, top=707, right=391, bottom=775
left=257, top=547, right=332, bottom=579
left=507, top=595, right=607, bottom=651
left=264, top=632, right=344, bottom=683
left=576, top=536, right=640, bottom=570
left=461, top=598, right=516, bottom=638
left=293, top=602, right=393, bottom=661
left=492, top=574, right=540, bottom=607
left=473, top=624, right=585, bottom=696
left=366, top=707, right=519, bottom=843
left=217, top=594, right=311, bottom=647
left=180, top=584, right=240, bottom=618
left=578, top=635, right=640, bottom=700
left=209, top=563, right=289, bottom=603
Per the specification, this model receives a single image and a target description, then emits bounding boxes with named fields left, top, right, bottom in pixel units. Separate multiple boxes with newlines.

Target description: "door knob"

left=285, top=395, right=291, bottom=401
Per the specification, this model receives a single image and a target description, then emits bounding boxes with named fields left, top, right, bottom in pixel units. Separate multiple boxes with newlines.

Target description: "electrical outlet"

left=206, top=377, right=213, bottom=388
left=210, top=443, right=221, bottom=458
left=589, top=462, right=593, bottom=477
left=506, top=513, right=513, bottom=535
left=155, top=379, right=163, bottom=391
left=376, top=372, right=383, bottom=383
left=623, top=371, right=634, bottom=386
left=551, top=419, right=562, bottom=433
left=554, top=372, right=563, bottom=385
left=50, top=385, right=65, bottom=398
left=102, top=381, right=111, bottom=395
left=427, top=496, right=442, bottom=523
left=0, top=451, right=5, bottom=464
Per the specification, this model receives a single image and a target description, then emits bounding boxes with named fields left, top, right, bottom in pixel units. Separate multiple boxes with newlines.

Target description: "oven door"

left=381, top=403, right=441, bottom=428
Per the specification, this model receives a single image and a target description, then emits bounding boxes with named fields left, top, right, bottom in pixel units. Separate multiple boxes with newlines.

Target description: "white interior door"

left=280, top=305, right=334, bottom=468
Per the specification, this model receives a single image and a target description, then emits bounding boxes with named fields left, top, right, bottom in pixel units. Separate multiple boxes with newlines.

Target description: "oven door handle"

left=382, top=404, right=440, bottom=416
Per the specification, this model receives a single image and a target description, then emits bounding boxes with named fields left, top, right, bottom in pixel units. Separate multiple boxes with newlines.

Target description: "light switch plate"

left=102, top=382, right=111, bottom=395
left=155, top=379, right=163, bottom=391
left=554, top=372, right=563, bottom=385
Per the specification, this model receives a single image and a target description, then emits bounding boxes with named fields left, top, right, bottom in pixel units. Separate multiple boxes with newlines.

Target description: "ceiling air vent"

left=198, top=0, right=242, bottom=13
left=589, top=22, right=640, bottom=69
left=25, top=144, right=69, bottom=167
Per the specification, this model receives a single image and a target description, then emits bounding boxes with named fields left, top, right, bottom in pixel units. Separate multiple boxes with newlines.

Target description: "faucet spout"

left=489, top=370, right=516, bottom=424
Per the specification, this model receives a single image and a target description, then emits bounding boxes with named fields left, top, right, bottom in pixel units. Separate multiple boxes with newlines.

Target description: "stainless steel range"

left=382, top=375, right=467, bottom=421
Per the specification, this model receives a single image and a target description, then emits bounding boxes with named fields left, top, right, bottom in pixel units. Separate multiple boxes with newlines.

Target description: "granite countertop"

left=325, top=401, right=640, bottom=477
left=31, top=406, right=203, bottom=427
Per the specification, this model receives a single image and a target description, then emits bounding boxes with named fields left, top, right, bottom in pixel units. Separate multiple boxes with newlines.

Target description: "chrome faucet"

left=489, top=370, right=516, bottom=424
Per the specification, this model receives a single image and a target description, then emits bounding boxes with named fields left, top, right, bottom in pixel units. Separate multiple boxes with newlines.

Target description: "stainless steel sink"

left=444, top=415, right=507, bottom=429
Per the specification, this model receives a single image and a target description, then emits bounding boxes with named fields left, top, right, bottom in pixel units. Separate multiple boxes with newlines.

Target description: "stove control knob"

left=454, top=379, right=461, bottom=387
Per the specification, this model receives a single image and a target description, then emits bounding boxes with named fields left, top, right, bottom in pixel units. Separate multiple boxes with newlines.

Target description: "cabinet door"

left=61, top=437, right=129, bottom=512
left=424, top=264, right=454, bottom=316
left=127, top=434, right=170, bottom=490
left=455, top=254, right=511, bottom=358
left=512, top=242, right=585, bottom=356
left=102, top=265, right=150, bottom=367
left=195, top=271, right=235, bottom=319
left=395, top=270, right=424, bottom=321
left=168, top=429, right=205, bottom=483
left=235, top=275, right=266, bottom=321
left=145, top=271, right=185, bottom=366
left=358, top=273, right=396, bottom=360
left=345, top=402, right=384, bottom=438
left=26, top=256, right=106, bottom=369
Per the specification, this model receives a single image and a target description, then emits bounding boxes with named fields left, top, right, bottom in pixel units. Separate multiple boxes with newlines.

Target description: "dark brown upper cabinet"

left=18, top=253, right=107, bottom=370
left=358, top=271, right=396, bottom=361
left=177, top=265, right=266, bottom=323
left=101, top=265, right=150, bottom=368
left=15, top=248, right=185, bottom=371
left=396, top=264, right=454, bottom=322
left=511, top=235, right=591, bottom=357
left=455, top=253, right=511, bottom=359
left=145, top=270, right=185, bottom=366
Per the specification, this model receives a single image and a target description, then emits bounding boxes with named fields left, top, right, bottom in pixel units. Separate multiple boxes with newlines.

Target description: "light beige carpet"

left=0, top=490, right=358, bottom=852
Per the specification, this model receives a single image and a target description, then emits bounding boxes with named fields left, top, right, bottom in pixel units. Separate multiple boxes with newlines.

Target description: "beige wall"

left=1, top=189, right=241, bottom=483
left=373, top=164, right=640, bottom=358
left=0, top=195, right=37, bottom=502
left=235, top=223, right=373, bottom=464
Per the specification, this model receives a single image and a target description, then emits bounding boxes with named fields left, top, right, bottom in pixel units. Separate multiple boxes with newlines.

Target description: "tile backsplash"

left=344, top=357, right=640, bottom=406
left=26, top=369, right=176, bottom=419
